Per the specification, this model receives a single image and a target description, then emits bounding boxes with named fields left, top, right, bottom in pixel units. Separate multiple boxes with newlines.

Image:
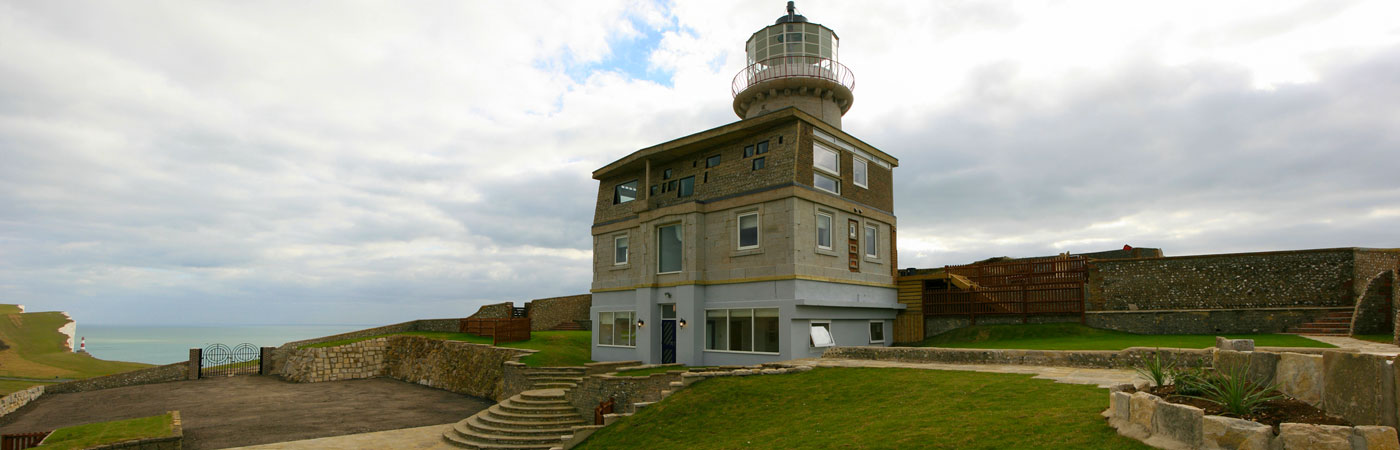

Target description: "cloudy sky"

left=2, top=1, right=1397, bottom=326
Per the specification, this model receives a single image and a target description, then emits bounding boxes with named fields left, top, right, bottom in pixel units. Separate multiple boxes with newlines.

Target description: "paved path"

left=227, top=424, right=457, bottom=450
left=783, top=358, right=1145, bottom=388
left=1301, top=335, right=1400, bottom=356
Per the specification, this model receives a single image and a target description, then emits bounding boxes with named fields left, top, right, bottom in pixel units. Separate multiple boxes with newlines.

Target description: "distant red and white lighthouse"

left=78, top=337, right=86, bottom=353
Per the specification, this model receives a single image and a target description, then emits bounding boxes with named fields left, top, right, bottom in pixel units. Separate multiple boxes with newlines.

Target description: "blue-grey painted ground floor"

left=591, top=279, right=902, bottom=365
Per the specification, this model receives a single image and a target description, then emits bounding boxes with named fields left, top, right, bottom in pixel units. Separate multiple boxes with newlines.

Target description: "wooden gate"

left=460, top=317, right=531, bottom=345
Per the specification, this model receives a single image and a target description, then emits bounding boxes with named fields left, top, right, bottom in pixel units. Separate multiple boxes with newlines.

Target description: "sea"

left=74, top=324, right=375, bottom=365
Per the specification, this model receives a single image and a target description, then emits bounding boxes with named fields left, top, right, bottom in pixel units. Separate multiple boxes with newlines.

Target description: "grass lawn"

left=0, top=309, right=151, bottom=381
left=613, top=365, right=717, bottom=377
left=0, top=379, right=58, bottom=395
left=911, top=323, right=1335, bottom=351
left=35, top=413, right=175, bottom=450
left=579, top=367, right=1147, bottom=450
left=301, top=330, right=593, bottom=367
left=1353, top=334, right=1394, bottom=344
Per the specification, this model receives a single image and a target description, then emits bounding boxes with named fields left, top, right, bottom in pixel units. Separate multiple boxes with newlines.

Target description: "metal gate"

left=201, top=343, right=261, bottom=378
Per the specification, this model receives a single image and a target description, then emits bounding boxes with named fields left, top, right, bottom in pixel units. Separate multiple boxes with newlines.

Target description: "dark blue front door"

left=661, top=320, right=677, bottom=364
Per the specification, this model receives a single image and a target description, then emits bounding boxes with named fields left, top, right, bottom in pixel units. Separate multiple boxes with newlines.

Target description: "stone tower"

left=732, top=1, right=854, bottom=129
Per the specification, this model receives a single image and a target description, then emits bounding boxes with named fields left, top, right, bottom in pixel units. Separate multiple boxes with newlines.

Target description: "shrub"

left=1134, top=349, right=1175, bottom=387
left=1189, top=364, right=1281, bottom=416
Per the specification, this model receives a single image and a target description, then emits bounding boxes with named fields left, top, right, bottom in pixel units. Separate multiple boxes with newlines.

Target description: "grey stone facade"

left=590, top=108, right=902, bottom=365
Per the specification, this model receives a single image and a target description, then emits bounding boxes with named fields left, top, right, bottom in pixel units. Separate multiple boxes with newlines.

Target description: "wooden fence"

left=922, top=255, right=1088, bottom=324
left=923, top=282, right=1085, bottom=322
left=460, top=317, right=531, bottom=346
left=1, top=431, right=50, bottom=450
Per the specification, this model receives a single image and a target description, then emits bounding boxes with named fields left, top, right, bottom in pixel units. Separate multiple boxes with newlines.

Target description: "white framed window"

left=705, top=308, right=780, bottom=354
left=614, top=235, right=629, bottom=265
left=737, top=212, right=759, bottom=250
left=657, top=223, right=682, bottom=274
left=816, top=212, right=833, bottom=250
left=869, top=320, right=885, bottom=344
left=598, top=311, right=637, bottom=347
left=809, top=321, right=834, bottom=347
left=814, top=142, right=839, bottom=175
left=853, top=157, right=868, bottom=188
left=814, top=173, right=840, bottom=194
left=864, top=225, right=878, bottom=259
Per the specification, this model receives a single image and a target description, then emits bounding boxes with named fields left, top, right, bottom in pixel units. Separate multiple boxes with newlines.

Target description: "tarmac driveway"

left=0, top=376, right=492, bottom=449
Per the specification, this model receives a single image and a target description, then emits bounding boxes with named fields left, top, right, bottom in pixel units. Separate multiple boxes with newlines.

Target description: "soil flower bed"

left=1123, top=385, right=1350, bottom=430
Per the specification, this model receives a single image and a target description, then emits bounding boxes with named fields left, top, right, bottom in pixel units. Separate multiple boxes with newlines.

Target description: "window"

left=650, top=185, right=658, bottom=196
left=737, top=212, right=759, bottom=249
left=752, top=157, right=765, bottom=170
left=614, top=235, right=629, bottom=265
left=814, top=173, right=840, bottom=194
left=810, top=321, right=834, bottom=347
left=744, top=145, right=754, bottom=158
left=756, top=140, right=769, bottom=154
left=816, top=212, right=832, bottom=249
left=869, top=321, right=885, bottom=344
left=667, top=180, right=676, bottom=192
left=598, top=311, right=636, bottom=347
left=814, top=143, right=839, bottom=175
left=658, top=224, right=682, bottom=273
left=864, top=225, right=878, bottom=258
left=662, top=169, right=672, bottom=180
left=677, top=176, right=694, bottom=197
left=706, top=155, right=722, bottom=168
left=853, top=157, right=868, bottom=188
left=613, top=180, right=638, bottom=204
left=705, top=308, right=780, bottom=354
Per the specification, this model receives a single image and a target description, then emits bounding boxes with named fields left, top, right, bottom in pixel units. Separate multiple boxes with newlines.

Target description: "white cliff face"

left=58, top=312, right=76, bottom=352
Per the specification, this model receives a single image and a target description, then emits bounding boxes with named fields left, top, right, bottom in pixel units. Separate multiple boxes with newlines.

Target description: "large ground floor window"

left=598, top=311, right=636, bottom=347
left=705, top=308, right=779, bottom=353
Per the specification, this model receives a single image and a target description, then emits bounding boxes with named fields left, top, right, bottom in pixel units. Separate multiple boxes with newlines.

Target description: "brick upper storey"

left=592, top=107, right=898, bottom=227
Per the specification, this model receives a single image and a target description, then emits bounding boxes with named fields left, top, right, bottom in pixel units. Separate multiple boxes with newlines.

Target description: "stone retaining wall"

left=1355, top=271, right=1396, bottom=335
left=45, top=362, right=188, bottom=394
left=822, top=346, right=1215, bottom=369
left=1106, top=388, right=1398, bottom=450
left=566, top=370, right=683, bottom=417
left=276, top=336, right=531, bottom=401
left=279, top=338, right=389, bottom=383
left=1086, top=307, right=1353, bottom=335
left=0, top=386, right=43, bottom=420
left=268, top=318, right=463, bottom=372
left=468, top=302, right=514, bottom=320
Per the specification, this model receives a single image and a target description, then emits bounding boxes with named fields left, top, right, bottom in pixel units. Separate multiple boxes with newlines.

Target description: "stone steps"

left=443, top=389, right=587, bottom=449
left=550, top=322, right=585, bottom=331
left=1287, top=310, right=1354, bottom=335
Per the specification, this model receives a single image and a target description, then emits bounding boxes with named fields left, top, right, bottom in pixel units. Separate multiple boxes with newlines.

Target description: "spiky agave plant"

left=1134, top=349, right=1175, bottom=388
left=1190, top=364, right=1282, bottom=416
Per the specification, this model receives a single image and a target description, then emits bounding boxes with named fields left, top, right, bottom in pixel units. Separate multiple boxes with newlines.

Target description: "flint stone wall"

left=822, top=346, right=1214, bottom=369
left=1086, top=307, right=1351, bottom=335
left=526, top=294, right=591, bottom=331
left=468, top=302, right=514, bottom=320
left=46, top=362, right=187, bottom=394
left=277, top=336, right=530, bottom=401
left=1355, top=271, right=1396, bottom=335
